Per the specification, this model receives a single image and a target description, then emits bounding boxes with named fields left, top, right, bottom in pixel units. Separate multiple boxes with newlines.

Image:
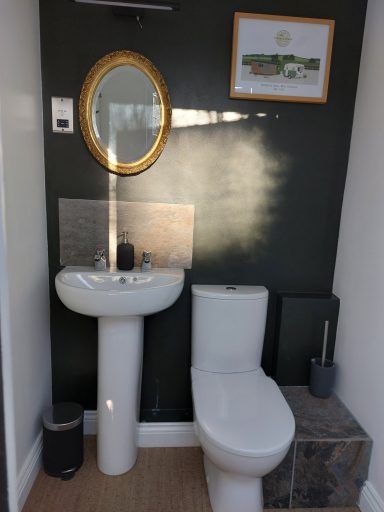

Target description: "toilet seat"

left=191, top=368, right=295, bottom=458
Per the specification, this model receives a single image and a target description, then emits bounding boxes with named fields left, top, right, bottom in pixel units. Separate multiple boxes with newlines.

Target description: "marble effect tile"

left=291, top=440, right=372, bottom=507
left=280, top=387, right=368, bottom=440
left=264, top=387, right=371, bottom=508
left=264, top=442, right=294, bottom=508
left=59, top=198, right=194, bottom=268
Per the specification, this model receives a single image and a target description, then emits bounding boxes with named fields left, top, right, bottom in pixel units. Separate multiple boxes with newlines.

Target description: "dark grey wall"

left=40, top=0, right=367, bottom=420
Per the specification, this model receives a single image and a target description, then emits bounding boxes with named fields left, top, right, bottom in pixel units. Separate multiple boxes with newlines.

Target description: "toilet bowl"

left=191, top=285, right=295, bottom=512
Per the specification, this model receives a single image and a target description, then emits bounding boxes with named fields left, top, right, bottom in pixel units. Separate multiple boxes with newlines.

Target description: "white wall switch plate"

left=52, top=97, right=73, bottom=133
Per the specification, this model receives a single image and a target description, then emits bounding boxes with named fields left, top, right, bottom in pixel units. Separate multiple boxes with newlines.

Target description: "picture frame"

left=230, top=13, right=335, bottom=103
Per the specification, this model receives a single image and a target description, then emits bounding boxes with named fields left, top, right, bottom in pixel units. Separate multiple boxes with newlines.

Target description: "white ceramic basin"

left=55, top=265, right=185, bottom=476
left=55, top=266, right=185, bottom=317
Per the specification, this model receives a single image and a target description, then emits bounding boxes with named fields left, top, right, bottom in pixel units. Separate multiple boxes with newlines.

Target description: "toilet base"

left=204, top=455, right=263, bottom=512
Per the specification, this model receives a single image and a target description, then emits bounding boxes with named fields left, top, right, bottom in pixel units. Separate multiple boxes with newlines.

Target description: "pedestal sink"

left=55, top=266, right=184, bottom=475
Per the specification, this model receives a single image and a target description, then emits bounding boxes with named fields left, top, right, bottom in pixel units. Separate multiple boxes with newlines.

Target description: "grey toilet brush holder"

left=309, top=320, right=336, bottom=398
left=309, top=357, right=336, bottom=398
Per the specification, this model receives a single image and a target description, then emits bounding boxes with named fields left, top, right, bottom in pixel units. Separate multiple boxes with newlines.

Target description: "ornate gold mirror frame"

left=79, top=50, right=172, bottom=176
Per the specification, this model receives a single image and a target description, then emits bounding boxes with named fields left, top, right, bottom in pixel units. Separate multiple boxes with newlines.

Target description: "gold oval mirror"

left=79, top=50, right=172, bottom=176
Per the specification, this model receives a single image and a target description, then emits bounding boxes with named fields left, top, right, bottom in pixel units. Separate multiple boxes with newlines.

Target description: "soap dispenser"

left=117, top=231, right=134, bottom=270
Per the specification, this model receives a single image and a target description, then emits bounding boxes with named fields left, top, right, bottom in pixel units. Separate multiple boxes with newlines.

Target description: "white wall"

left=333, top=0, right=384, bottom=505
left=0, top=1, right=51, bottom=510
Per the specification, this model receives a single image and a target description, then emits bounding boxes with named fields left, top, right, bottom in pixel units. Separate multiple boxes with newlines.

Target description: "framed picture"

left=230, top=13, right=335, bottom=103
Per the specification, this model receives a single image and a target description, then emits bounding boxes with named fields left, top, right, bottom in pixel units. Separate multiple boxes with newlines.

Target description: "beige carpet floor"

left=23, top=436, right=212, bottom=512
left=23, top=436, right=360, bottom=512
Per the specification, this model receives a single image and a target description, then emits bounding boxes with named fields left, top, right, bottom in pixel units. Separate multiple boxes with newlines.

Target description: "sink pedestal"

left=55, top=267, right=185, bottom=476
left=97, top=316, right=144, bottom=475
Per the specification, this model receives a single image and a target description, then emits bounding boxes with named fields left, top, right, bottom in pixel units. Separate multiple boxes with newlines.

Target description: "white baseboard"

left=84, top=410, right=98, bottom=435
left=17, top=432, right=43, bottom=511
left=138, top=422, right=199, bottom=447
left=84, top=410, right=199, bottom=447
left=359, top=482, right=384, bottom=512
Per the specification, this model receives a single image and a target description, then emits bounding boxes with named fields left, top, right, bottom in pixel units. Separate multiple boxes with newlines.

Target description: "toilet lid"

left=191, top=368, right=295, bottom=458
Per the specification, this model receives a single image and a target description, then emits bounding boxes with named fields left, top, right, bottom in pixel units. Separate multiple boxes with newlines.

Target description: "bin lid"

left=43, top=402, right=83, bottom=431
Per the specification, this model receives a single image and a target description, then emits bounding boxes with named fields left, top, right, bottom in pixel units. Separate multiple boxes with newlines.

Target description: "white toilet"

left=191, top=285, right=295, bottom=512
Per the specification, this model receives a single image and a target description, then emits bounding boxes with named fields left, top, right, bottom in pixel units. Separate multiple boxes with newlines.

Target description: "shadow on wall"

left=113, top=111, right=289, bottom=265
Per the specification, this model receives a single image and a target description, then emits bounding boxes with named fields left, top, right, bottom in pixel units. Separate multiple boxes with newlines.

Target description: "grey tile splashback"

left=59, top=198, right=194, bottom=268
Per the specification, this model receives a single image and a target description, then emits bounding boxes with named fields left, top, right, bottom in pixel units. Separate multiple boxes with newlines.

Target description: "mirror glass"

left=92, top=66, right=160, bottom=164
left=79, top=51, right=171, bottom=176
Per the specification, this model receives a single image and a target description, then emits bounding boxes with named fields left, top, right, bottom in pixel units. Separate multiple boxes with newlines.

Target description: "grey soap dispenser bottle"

left=117, top=231, right=134, bottom=270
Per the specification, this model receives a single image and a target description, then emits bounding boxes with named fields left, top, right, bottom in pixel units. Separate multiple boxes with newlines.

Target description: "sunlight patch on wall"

left=188, top=128, right=286, bottom=259
left=114, top=121, right=288, bottom=261
left=172, top=109, right=250, bottom=128
left=172, top=109, right=270, bottom=128
left=109, top=174, right=118, bottom=268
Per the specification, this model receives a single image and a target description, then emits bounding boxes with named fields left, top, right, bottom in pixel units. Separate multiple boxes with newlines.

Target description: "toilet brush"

left=309, top=319, right=336, bottom=398
left=321, top=320, right=329, bottom=367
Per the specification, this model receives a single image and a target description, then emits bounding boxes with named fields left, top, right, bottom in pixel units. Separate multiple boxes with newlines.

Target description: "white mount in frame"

left=230, top=13, right=335, bottom=104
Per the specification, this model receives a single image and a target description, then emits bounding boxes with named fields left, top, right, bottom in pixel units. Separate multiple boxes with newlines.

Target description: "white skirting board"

left=17, top=432, right=43, bottom=511
left=359, top=482, right=384, bottom=512
left=84, top=410, right=200, bottom=447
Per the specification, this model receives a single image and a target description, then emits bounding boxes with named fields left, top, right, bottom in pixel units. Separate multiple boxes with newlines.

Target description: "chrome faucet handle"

left=142, top=250, right=151, bottom=263
left=94, top=247, right=107, bottom=270
left=94, top=248, right=105, bottom=259
left=141, top=250, right=152, bottom=271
